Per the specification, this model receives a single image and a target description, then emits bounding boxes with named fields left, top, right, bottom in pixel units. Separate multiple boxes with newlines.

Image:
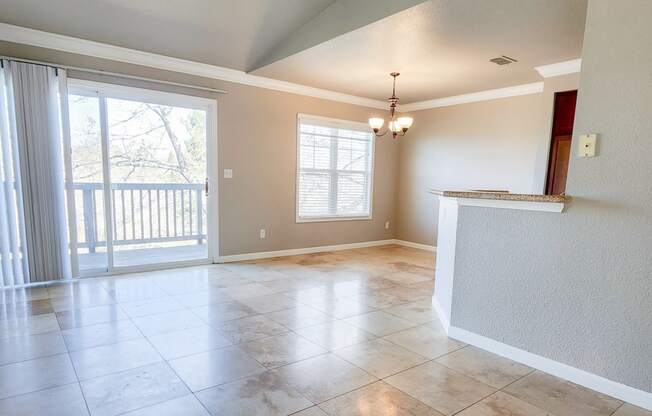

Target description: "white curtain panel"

left=5, top=61, right=71, bottom=284
left=0, top=64, right=29, bottom=287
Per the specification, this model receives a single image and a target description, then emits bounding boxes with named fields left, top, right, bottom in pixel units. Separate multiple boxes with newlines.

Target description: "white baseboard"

left=217, top=239, right=436, bottom=263
left=216, top=239, right=397, bottom=263
left=432, top=298, right=450, bottom=332
left=448, top=326, right=652, bottom=411
left=393, top=239, right=437, bottom=252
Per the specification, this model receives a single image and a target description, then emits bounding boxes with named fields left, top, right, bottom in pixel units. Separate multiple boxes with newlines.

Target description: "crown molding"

left=0, top=24, right=578, bottom=112
left=0, top=23, right=388, bottom=109
left=534, top=59, right=582, bottom=78
left=401, top=82, right=544, bottom=112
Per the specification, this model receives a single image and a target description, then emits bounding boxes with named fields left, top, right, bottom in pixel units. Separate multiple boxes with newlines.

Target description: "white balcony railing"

left=71, top=182, right=205, bottom=252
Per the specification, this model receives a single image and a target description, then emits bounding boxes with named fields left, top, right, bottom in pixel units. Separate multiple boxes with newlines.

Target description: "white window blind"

left=297, top=114, right=374, bottom=221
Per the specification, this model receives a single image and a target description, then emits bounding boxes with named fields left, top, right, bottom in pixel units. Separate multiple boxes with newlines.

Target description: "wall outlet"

left=224, top=168, right=233, bottom=178
left=259, top=229, right=266, bottom=239
left=385, top=221, right=390, bottom=230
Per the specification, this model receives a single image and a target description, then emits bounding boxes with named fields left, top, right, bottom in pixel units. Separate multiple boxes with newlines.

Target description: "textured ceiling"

left=0, top=0, right=335, bottom=70
left=253, top=0, right=588, bottom=102
left=0, top=0, right=587, bottom=103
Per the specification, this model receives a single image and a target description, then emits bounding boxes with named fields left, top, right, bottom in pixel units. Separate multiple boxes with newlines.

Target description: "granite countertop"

left=429, top=189, right=569, bottom=203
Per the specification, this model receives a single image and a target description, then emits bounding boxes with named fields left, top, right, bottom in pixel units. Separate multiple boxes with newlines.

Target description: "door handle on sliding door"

left=205, top=178, right=209, bottom=196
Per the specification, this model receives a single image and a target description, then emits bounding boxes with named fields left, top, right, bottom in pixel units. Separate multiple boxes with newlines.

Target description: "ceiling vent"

left=490, top=55, right=518, bottom=65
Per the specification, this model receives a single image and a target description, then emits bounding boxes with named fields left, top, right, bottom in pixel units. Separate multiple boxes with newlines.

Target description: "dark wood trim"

left=545, top=90, right=578, bottom=195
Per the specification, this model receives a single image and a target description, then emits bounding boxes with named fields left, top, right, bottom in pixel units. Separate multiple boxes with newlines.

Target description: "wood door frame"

left=545, top=90, right=578, bottom=195
left=545, top=134, right=572, bottom=195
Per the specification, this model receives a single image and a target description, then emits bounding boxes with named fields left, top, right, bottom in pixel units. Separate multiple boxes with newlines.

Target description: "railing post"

left=196, top=188, right=203, bottom=245
left=74, top=183, right=204, bottom=253
left=82, top=188, right=97, bottom=253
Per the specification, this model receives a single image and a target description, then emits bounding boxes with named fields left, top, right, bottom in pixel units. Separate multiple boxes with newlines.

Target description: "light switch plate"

left=224, top=168, right=233, bottom=178
left=578, top=134, right=597, bottom=157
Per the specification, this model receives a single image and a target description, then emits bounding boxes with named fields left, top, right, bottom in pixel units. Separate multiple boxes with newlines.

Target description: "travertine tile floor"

left=0, top=245, right=649, bottom=416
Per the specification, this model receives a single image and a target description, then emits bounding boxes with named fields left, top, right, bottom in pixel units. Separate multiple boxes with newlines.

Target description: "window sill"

left=296, top=215, right=372, bottom=224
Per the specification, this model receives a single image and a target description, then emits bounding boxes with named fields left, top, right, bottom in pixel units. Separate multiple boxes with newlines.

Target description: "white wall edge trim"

left=432, top=298, right=450, bottom=333
left=393, top=239, right=436, bottom=252
left=401, top=82, right=544, bottom=112
left=217, top=239, right=435, bottom=263
left=0, top=23, right=388, bottom=109
left=456, top=197, right=565, bottom=213
left=535, top=59, right=582, bottom=78
left=448, top=326, right=652, bottom=411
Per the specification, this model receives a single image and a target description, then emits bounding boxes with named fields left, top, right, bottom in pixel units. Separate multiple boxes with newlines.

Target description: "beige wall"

left=0, top=41, right=399, bottom=256
left=213, top=83, right=398, bottom=255
left=396, top=74, right=580, bottom=245
left=0, top=40, right=583, bottom=255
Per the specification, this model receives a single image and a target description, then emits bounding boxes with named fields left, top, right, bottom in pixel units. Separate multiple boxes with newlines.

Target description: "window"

left=296, top=114, right=374, bottom=222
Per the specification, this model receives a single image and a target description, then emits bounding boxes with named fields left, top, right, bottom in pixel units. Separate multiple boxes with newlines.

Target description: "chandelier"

left=368, top=72, right=413, bottom=138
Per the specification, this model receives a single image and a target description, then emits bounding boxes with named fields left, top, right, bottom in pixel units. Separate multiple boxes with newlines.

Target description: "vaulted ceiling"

left=0, top=0, right=587, bottom=103
left=253, top=0, right=588, bottom=102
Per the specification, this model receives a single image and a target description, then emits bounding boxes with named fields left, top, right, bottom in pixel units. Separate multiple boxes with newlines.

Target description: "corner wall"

left=450, top=0, right=652, bottom=395
left=396, top=74, right=579, bottom=245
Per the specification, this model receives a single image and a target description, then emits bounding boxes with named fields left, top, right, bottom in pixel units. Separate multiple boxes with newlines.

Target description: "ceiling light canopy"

left=369, top=72, right=413, bottom=138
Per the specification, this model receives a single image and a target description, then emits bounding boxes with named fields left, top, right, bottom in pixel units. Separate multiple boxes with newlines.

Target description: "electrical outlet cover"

left=578, top=134, right=597, bottom=157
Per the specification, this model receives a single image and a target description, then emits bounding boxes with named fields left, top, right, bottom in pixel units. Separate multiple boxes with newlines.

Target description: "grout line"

left=4, top=248, right=558, bottom=415
left=609, top=403, right=626, bottom=416
left=60, top=327, right=92, bottom=415
left=448, top=365, right=538, bottom=415
left=0, top=381, right=82, bottom=405
left=104, top=295, right=204, bottom=416
left=142, top=271, right=321, bottom=410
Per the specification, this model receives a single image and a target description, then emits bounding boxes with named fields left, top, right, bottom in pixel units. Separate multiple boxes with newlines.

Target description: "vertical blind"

left=0, top=61, right=71, bottom=287
left=297, top=114, right=374, bottom=220
left=0, top=64, right=29, bottom=286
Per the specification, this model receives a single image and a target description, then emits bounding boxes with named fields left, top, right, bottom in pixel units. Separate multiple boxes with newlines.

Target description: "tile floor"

left=0, top=245, right=649, bottom=416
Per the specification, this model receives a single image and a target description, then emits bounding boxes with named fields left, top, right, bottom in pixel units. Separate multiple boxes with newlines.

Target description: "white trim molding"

left=455, top=197, right=565, bottom=213
left=535, top=59, right=582, bottom=78
left=217, top=239, right=435, bottom=263
left=0, top=23, right=572, bottom=112
left=217, top=239, right=395, bottom=263
left=447, top=326, right=652, bottom=411
left=401, top=82, right=544, bottom=112
left=0, top=23, right=387, bottom=109
left=432, top=297, right=450, bottom=332
left=394, top=239, right=436, bottom=252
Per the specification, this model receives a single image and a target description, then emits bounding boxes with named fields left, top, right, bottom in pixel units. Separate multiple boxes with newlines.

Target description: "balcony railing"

left=70, top=182, right=205, bottom=252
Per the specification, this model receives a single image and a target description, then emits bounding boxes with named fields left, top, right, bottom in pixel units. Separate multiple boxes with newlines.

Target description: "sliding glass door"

left=68, top=91, right=109, bottom=273
left=65, top=81, right=216, bottom=275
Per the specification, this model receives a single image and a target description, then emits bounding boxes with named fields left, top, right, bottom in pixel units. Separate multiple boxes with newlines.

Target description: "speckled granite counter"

left=429, top=189, right=569, bottom=213
left=429, top=189, right=570, bottom=203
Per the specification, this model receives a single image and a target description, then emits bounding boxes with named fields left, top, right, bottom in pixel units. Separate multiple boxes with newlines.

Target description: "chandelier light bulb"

left=397, top=116, right=413, bottom=129
left=389, top=120, right=402, bottom=132
left=368, top=117, right=384, bottom=130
